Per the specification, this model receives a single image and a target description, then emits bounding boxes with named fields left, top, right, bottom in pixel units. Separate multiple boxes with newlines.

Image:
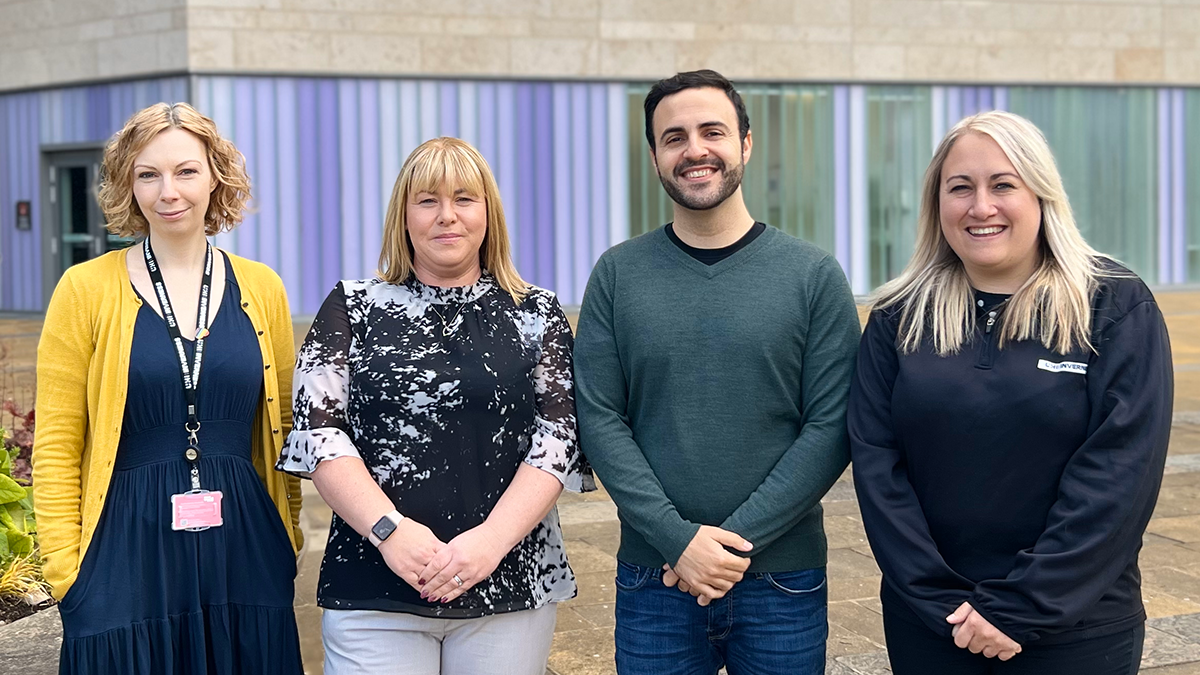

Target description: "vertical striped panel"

left=233, top=78, right=257, bottom=260
left=607, top=83, right=628, bottom=248
left=338, top=80, right=361, bottom=280
left=571, top=84, right=593, bottom=299
left=0, top=97, right=8, bottom=308
left=533, top=84, right=555, bottom=289
left=834, top=86, right=851, bottom=276
left=552, top=83, right=573, bottom=301
left=1159, top=88, right=1174, bottom=285
left=458, top=82, right=477, bottom=148
left=515, top=83, right=535, bottom=273
left=359, top=80, right=382, bottom=280
left=254, top=78, right=279, bottom=271
left=318, top=79, right=342, bottom=303
left=930, top=86, right=946, bottom=153
left=419, top=81, right=438, bottom=143
left=439, top=81, right=458, bottom=138
left=588, top=84, right=609, bottom=279
left=0, top=74, right=628, bottom=310
left=849, top=85, right=868, bottom=295
left=275, top=78, right=301, bottom=312
left=1173, top=89, right=1187, bottom=284
left=497, top=83, right=519, bottom=260
left=297, top=79, right=323, bottom=313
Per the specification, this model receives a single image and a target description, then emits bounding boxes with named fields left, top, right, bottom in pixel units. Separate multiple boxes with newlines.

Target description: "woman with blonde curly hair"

left=848, top=110, right=1171, bottom=674
left=34, top=102, right=304, bottom=674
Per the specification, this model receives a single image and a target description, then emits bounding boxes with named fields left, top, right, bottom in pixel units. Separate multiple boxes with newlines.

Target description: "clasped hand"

left=946, top=601, right=1022, bottom=660
left=377, top=520, right=510, bottom=604
left=660, top=525, right=753, bottom=606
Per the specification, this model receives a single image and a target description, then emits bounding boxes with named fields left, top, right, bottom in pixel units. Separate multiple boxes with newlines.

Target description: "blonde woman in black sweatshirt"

left=848, top=111, right=1171, bottom=675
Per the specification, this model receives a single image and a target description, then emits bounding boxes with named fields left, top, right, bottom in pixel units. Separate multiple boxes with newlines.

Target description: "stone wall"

left=3, top=0, right=1199, bottom=92
left=185, top=0, right=1200, bottom=84
left=0, top=0, right=188, bottom=91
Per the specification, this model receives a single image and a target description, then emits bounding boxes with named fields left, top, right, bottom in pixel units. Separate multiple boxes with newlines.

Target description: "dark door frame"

left=40, top=143, right=106, bottom=307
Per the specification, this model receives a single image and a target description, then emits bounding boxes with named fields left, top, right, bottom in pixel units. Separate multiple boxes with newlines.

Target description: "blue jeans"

left=614, top=560, right=828, bottom=675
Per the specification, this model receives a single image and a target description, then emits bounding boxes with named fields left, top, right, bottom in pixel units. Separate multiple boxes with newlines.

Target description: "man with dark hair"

left=574, top=69, right=861, bottom=674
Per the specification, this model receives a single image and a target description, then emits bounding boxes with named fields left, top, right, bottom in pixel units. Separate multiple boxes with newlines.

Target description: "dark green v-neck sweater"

left=574, top=225, right=861, bottom=572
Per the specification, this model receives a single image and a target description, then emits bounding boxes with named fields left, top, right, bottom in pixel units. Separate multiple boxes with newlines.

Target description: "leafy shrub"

left=0, top=431, right=35, bottom=566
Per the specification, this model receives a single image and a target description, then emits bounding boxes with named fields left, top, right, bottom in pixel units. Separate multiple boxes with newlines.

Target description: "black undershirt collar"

left=665, top=221, right=767, bottom=266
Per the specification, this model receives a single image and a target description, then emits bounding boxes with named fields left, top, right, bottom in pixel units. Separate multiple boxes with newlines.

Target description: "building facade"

left=2, top=0, right=1198, bottom=311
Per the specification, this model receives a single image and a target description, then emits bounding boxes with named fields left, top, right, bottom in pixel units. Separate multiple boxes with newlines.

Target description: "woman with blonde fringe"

left=848, top=111, right=1171, bottom=675
left=276, top=137, right=591, bottom=674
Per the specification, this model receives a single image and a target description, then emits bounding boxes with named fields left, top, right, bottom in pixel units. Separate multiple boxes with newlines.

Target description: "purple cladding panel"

left=440, top=81, right=458, bottom=138
left=338, top=80, right=361, bottom=280
left=588, top=84, right=609, bottom=296
left=297, top=79, right=323, bottom=314
left=476, top=83, right=498, bottom=176
left=24, top=94, right=40, bottom=309
left=87, top=86, right=111, bottom=142
left=571, top=84, right=590, bottom=301
left=516, top=84, right=536, bottom=278
left=255, top=78, right=280, bottom=271
left=276, top=78, right=301, bottom=313
left=233, top=78, right=258, bottom=261
left=359, top=80, right=382, bottom=279
left=533, top=83, right=554, bottom=290
left=1, top=97, right=12, bottom=309
left=318, top=79, right=343, bottom=300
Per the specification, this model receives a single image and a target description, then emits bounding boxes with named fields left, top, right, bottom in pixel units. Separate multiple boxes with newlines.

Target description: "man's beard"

left=658, top=157, right=744, bottom=211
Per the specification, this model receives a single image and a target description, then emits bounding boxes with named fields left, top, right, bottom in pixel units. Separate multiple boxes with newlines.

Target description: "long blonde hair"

left=378, top=137, right=528, bottom=303
left=872, top=111, right=1109, bottom=356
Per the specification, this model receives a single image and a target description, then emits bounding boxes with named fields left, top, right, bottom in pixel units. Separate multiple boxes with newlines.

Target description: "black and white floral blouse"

left=276, top=272, right=591, bottom=618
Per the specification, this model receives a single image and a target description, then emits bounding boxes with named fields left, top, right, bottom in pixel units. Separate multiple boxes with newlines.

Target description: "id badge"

left=171, top=490, right=224, bottom=531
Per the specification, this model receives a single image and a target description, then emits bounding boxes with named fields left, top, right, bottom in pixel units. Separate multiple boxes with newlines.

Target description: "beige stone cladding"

left=3, top=0, right=1200, bottom=91
left=0, top=0, right=188, bottom=91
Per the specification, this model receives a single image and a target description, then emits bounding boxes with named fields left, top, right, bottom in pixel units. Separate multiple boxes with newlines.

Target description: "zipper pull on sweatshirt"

left=986, top=311, right=998, bottom=334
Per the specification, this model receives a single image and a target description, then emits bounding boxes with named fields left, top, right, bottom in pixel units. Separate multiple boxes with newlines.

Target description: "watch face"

left=372, top=516, right=397, bottom=542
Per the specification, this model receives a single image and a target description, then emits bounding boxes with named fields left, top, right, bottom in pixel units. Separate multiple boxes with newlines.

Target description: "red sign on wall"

left=16, top=201, right=31, bottom=230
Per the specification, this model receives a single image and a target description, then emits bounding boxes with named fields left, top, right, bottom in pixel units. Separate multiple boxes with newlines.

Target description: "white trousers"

left=322, top=603, right=557, bottom=675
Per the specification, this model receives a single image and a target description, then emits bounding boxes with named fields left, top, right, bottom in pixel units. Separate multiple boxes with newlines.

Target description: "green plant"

left=0, top=430, right=35, bottom=565
left=2, top=400, right=33, bottom=483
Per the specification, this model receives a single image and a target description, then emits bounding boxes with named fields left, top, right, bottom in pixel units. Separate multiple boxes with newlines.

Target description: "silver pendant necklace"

left=430, top=301, right=467, bottom=336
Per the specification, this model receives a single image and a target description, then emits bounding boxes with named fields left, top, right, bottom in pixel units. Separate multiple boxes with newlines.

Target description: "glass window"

left=627, top=84, right=836, bottom=254
left=867, top=86, right=932, bottom=288
left=1008, top=87, right=1158, bottom=281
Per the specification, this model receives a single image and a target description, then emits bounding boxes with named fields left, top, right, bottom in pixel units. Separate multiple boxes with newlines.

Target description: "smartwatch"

left=367, top=510, right=404, bottom=547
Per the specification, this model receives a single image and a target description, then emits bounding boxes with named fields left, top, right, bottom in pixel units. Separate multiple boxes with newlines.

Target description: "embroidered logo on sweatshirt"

left=1037, top=359, right=1088, bottom=375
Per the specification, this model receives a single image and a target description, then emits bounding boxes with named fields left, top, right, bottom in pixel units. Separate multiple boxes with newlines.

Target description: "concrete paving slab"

left=1143, top=623, right=1200, bottom=669
left=829, top=600, right=888, bottom=646
left=1149, top=515, right=1200, bottom=544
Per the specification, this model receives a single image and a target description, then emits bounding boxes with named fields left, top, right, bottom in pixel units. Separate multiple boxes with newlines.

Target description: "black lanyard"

left=143, top=238, right=214, bottom=491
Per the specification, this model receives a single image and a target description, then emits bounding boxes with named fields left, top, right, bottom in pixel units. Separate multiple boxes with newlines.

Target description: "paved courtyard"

left=4, top=290, right=1200, bottom=673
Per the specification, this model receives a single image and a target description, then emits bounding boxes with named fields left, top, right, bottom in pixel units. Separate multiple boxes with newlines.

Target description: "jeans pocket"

left=614, top=560, right=654, bottom=592
left=764, top=568, right=827, bottom=596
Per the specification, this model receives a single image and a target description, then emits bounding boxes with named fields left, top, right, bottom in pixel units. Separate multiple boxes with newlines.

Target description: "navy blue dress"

left=57, top=258, right=303, bottom=675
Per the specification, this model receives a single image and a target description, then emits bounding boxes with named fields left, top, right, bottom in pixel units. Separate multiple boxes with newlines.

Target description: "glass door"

left=42, top=149, right=129, bottom=298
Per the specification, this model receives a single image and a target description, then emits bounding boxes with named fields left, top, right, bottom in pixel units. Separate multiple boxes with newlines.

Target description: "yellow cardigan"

left=32, top=249, right=304, bottom=601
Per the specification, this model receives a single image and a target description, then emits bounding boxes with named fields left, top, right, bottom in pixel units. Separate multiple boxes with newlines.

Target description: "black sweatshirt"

left=848, top=268, right=1173, bottom=646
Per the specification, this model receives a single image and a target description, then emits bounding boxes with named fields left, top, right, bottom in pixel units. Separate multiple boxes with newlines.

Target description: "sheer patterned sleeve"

left=276, top=283, right=362, bottom=478
left=524, top=291, right=594, bottom=493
